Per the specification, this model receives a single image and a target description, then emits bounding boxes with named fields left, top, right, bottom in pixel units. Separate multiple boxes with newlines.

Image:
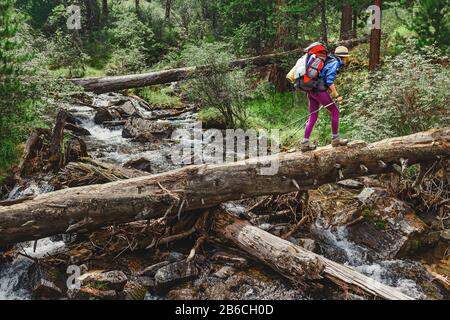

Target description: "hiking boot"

left=300, top=141, right=317, bottom=152
left=331, top=138, right=349, bottom=147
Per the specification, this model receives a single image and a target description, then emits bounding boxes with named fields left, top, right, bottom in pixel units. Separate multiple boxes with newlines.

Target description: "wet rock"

left=287, top=237, right=299, bottom=245
left=347, top=197, right=429, bottom=259
left=65, top=123, right=91, bottom=136
left=133, top=276, right=154, bottom=289
left=139, top=261, right=170, bottom=277
left=154, top=261, right=199, bottom=293
left=94, top=107, right=113, bottom=124
left=123, top=281, right=147, bottom=300
left=112, top=101, right=141, bottom=118
left=259, top=223, right=272, bottom=231
left=298, top=238, right=316, bottom=252
left=71, top=287, right=117, bottom=300
left=28, top=264, right=64, bottom=299
left=214, top=266, right=235, bottom=279
left=168, top=251, right=185, bottom=263
left=78, top=270, right=128, bottom=291
left=122, top=118, right=174, bottom=142
left=123, top=158, right=152, bottom=173
left=337, top=179, right=364, bottom=189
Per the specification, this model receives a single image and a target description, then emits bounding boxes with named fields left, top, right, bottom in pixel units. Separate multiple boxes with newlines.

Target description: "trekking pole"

left=286, top=101, right=336, bottom=128
left=286, top=100, right=341, bottom=141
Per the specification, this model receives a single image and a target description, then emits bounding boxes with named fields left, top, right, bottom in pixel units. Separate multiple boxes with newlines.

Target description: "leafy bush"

left=342, top=47, right=450, bottom=141
left=180, top=42, right=254, bottom=128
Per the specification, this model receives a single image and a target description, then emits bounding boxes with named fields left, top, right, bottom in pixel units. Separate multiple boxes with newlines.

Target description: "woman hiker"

left=301, top=46, right=350, bottom=152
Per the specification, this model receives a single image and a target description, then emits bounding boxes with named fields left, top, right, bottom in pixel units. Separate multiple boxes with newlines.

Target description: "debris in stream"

left=0, top=92, right=448, bottom=301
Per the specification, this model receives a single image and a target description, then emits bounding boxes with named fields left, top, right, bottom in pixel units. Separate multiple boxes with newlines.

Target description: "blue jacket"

left=321, top=56, right=343, bottom=87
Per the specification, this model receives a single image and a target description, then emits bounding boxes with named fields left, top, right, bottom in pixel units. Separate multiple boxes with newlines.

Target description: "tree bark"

left=70, top=37, right=368, bottom=93
left=340, top=3, right=353, bottom=40
left=165, top=0, right=172, bottom=20
left=352, top=9, right=358, bottom=38
left=369, top=0, right=382, bottom=71
left=0, top=128, right=448, bottom=246
left=102, top=0, right=108, bottom=20
left=49, top=109, right=68, bottom=171
left=215, top=213, right=414, bottom=300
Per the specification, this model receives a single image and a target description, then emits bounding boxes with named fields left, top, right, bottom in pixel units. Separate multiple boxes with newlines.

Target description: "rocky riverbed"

left=0, top=92, right=448, bottom=300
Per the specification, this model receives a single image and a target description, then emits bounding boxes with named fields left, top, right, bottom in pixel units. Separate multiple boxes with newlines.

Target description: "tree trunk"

left=102, top=0, right=108, bottom=20
left=320, top=0, right=328, bottom=46
left=340, top=3, right=353, bottom=40
left=0, top=128, right=448, bottom=246
left=165, top=0, right=172, bottom=20
left=49, top=110, right=68, bottom=171
left=369, top=0, right=382, bottom=71
left=84, top=0, right=93, bottom=30
left=215, top=213, right=414, bottom=300
left=274, top=0, right=288, bottom=50
left=70, top=37, right=368, bottom=93
left=135, top=0, right=140, bottom=13
left=352, top=9, right=358, bottom=38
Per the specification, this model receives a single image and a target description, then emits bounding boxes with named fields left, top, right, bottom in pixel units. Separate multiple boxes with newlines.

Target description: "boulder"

left=28, top=264, right=64, bottom=299
left=123, top=281, right=147, bottom=300
left=71, top=287, right=117, bottom=300
left=94, top=107, right=113, bottom=124
left=154, top=261, right=199, bottom=293
left=123, top=158, right=153, bottom=173
left=77, top=270, right=128, bottom=291
left=168, top=251, right=185, bottom=263
left=111, top=101, right=141, bottom=118
left=347, top=196, right=429, bottom=259
left=122, top=118, right=174, bottom=142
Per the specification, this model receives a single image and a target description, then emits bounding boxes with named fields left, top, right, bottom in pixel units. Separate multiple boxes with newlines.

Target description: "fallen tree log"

left=0, top=128, right=448, bottom=246
left=215, top=212, right=414, bottom=300
left=71, top=37, right=368, bottom=93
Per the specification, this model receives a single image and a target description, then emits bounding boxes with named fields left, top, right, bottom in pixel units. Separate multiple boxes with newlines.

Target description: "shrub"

left=180, top=42, right=254, bottom=128
left=342, top=47, right=450, bottom=141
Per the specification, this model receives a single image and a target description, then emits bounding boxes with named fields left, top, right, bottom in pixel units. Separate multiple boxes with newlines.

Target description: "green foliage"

left=216, top=0, right=276, bottom=55
left=0, top=0, right=36, bottom=178
left=342, top=47, right=450, bottom=141
left=245, top=88, right=349, bottom=146
left=410, top=0, right=449, bottom=52
left=180, top=42, right=253, bottom=128
left=135, top=86, right=181, bottom=108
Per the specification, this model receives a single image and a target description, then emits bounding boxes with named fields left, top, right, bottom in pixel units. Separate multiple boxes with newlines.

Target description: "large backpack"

left=286, top=42, right=328, bottom=92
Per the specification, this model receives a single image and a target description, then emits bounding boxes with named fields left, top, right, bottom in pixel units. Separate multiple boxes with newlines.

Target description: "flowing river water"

left=0, top=92, right=437, bottom=300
